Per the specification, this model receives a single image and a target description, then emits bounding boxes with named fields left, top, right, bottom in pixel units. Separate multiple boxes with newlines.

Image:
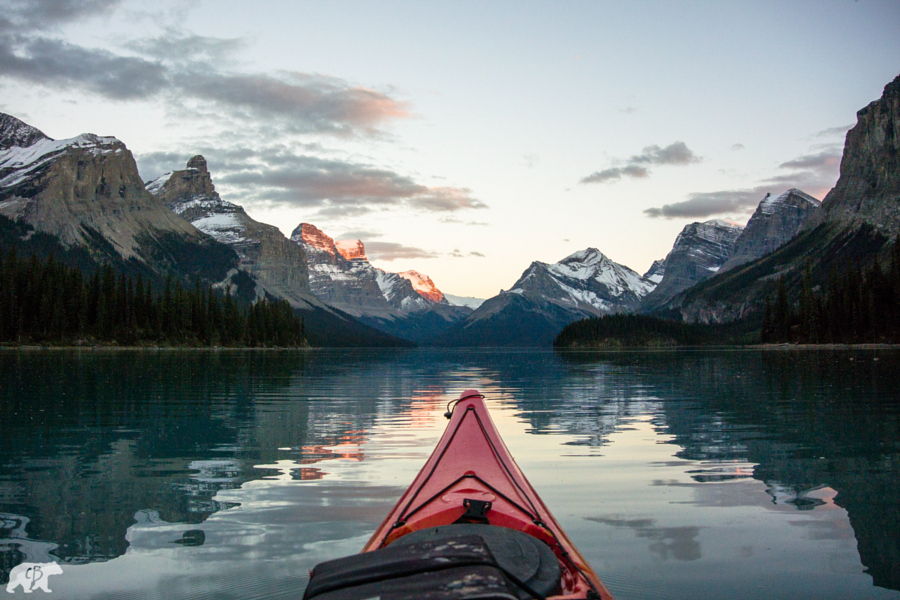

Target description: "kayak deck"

left=306, top=390, right=614, bottom=600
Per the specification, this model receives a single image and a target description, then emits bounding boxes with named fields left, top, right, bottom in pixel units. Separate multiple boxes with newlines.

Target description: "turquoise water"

left=1, top=348, right=898, bottom=599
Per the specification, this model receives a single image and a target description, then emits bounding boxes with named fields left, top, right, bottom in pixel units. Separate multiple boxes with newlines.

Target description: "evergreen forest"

left=761, top=239, right=900, bottom=343
left=553, top=314, right=727, bottom=348
left=0, top=249, right=307, bottom=347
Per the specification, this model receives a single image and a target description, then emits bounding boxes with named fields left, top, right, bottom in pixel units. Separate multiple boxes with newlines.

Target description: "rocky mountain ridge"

left=147, top=156, right=321, bottom=310
left=719, top=189, right=821, bottom=272
left=675, top=73, right=900, bottom=324
left=143, top=156, right=409, bottom=346
left=641, top=219, right=744, bottom=311
left=0, top=112, right=237, bottom=283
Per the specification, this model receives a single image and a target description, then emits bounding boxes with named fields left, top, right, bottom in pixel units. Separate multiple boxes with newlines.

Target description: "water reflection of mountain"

left=555, top=349, right=900, bottom=591
left=0, top=349, right=414, bottom=581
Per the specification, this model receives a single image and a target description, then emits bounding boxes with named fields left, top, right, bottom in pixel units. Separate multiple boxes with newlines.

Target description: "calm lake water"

left=1, top=347, right=899, bottom=600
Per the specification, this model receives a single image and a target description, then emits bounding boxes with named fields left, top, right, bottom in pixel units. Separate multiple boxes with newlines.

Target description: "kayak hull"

left=361, top=390, right=614, bottom=600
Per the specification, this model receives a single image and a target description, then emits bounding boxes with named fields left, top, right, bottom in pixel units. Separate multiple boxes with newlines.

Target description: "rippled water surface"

left=1, top=348, right=899, bottom=599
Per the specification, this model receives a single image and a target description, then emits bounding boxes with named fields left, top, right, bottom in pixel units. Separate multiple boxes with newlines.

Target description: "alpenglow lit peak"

left=335, top=239, right=367, bottom=261
left=399, top=270, right=445, bottom=303
left=290, top=222, right=471, bottom=344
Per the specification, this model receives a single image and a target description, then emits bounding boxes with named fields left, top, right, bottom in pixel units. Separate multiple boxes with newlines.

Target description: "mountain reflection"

left=1, top=348, right=898, bottom=595
left=555, top=349, right=900, bottom=591
left=0, top=349, right=388, bottom=583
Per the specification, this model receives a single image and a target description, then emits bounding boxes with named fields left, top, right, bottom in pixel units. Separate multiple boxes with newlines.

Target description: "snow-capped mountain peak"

left=1, top=131, right=125, bottom=190
left=759, top=188, right=820, bottom=216
left=719, top=188, right=821, bottom=273
left=507, top=247, right=655, bottom=315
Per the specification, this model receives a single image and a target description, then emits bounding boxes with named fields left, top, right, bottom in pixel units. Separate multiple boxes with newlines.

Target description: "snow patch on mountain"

left=444, top=294, right=486, bottom=309
left=1, top=134, right=124, bottom=189
left=192, top=212, right=246, bottom=244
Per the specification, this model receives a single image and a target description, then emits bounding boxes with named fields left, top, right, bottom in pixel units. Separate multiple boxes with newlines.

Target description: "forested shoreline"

left=762, top=244, right=900, bottom=344
left=0, top=249, right=307, bottom=348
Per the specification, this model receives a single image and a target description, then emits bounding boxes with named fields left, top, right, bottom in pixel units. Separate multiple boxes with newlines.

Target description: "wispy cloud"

left=450, top=249, right=485, bottom=258
left=580, top=141, right=700, bottom=185
left=0, top=37, right=167, bottom=100
left=365, top=242, right=439, bottom=261
left=137, top=144, right=487, bottom=219
left=4, top=2, right=478, bottom=227
left=2, top=0, right=122, bottom=29
left=0, top=12, right=408, bottom=137
left=644, top=147, right=840, bottom=219
left=581, top=164, right=649, bottom=184
left=644, top=188, right=767, bottom=219
left=777, top=149, right=840, bottom=172
left=814, top=124, right=853, bottom=138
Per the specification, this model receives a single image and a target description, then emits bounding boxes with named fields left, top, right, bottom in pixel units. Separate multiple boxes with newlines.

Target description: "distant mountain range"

left=0, top=116, right=408, bottom=347
left=2, top=72, right=897, bottom=346
left=292, top=223, right=471, bottom=344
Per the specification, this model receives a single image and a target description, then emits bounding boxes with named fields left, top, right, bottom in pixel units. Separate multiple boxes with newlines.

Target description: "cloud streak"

left=365, top=242, right=439, bottom=261
left=3, top=0, right=122, bottom=29
left=139, top=145, right=487, bottom=219
left=644, top=147, right=841, bottom=219
left=580, top=141, right=700, bottom=184
left=0, top=22, right=408, bottom=136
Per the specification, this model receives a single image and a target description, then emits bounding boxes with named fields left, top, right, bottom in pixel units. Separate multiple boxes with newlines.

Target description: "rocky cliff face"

left=292, top=223, right=469, bottom=342
left=805, top=74, right=900, bottom=235
left=720, top=189, right=821, bottom=272
left=643, top=259, right=666, bottom=285
left=0, top=113, right=237, bottom=281
left=293, top=223, right=393, bottom=314
left=147, top=156, right=320, bottom=309
left=641, top=219, right=744, bottom=311
left=437, top=248, right=656, bottom=346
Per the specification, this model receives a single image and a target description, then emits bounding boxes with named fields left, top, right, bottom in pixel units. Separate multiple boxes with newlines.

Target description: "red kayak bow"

left=360, top=390, right=614, bottom=600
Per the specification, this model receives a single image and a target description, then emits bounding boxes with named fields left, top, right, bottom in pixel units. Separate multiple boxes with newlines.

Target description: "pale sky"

left=2, top=0, right=898, bottom=299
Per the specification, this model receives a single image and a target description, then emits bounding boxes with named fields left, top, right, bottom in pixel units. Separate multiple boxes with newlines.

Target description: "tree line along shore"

left=0, top=248, right=307, bottom=348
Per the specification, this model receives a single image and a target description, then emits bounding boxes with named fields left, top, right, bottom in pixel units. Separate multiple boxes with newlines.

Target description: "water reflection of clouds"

left=0, top=513, right=60, bottom=564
